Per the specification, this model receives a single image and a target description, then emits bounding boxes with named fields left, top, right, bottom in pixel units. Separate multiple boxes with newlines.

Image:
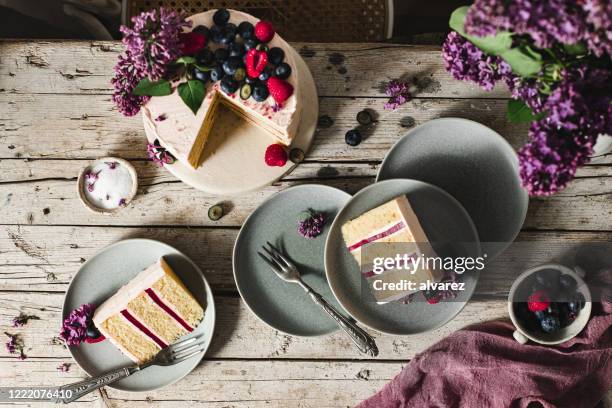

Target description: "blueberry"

left=244, top=38, right=258, bottom=50
left=534, top=310, right=546, bottom=320
left=245, top=75, right=258, bottom=85
left=210, top=25, right=223, bottom=43
left=222, top=56, right=243, bottom=76
left=213, top=8, right=230, bottom=26
left=357, top=109, right=373, bottom=125
left=345, top=129, right=362, bottom=146
left=540, top=315, right=561, bottom=333
left=220, top=78, right=239, bottom=94
left=252, top=83, right=269, bottom=102
left=196, top=49, right=215, bottom=66
left=238, top=21, right=254, bottom=39
left=214, top=48, right=229, bottom=63
left=210, top=66, right=224, bottom=82
left=193, top=67, right=209, bottom=82
left=234, top=67, right=246, bottom=82
left=208, top=204, right=224, bottom=221
left=267, top=47, right=285, bottom=65
left=258, top=67, right=273, bottom=82
left=559, top=274, right=577, bottom=291
left=219, top=27, right=236, bottom=45
left=192, top=25, right=210, bottom=37
left=86, top=324, right=101, bottom=339
left=274, top=63, right=292, bottom=79
left=229, top=42, right=245, bottom=58
left=240, top=83, right=252, bottom=100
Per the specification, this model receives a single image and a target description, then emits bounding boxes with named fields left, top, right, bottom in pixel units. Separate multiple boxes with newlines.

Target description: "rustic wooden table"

left=1, top=40, right=610, bottom=407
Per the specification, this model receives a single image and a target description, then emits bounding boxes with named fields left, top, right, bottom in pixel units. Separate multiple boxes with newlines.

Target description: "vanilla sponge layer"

left=93, top=258, right=204, bottom=363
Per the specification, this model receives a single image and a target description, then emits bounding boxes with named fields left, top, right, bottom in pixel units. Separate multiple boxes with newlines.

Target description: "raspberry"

left=254, top=20, right=275, bottom=43
left=245, top=49, right=268, bottom=79
left=527, top=290, right=550, bottom=312
left=84, top=334, right=106, bottom=344
left=267, top=77, right=294, bottom=105
left=265, top=144, right=288, bottom=167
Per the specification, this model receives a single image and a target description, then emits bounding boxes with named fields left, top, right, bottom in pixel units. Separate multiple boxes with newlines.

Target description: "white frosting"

left=82, top=161, right=134, bottom=210
left=141, top=9, right=302, bottom=167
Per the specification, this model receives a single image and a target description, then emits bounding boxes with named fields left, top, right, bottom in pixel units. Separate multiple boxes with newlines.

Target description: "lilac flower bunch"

left=59, top=303, right=95, bottom=346
left=147, top=140, right=176, bottom=166
left=442, top=1, right=612, bottom=195
left=12, top=313, right=40, bottom=327
left=384, top=80, right=413, bottom=110
left=297, top=210, right=326, bottom=239
left=111, top=51, right=150, bottom=116
left=120, top=8, right=190, bottom=81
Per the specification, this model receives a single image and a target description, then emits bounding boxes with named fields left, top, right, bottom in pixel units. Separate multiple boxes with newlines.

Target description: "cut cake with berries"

left=142, top=9, right=301, bottom=169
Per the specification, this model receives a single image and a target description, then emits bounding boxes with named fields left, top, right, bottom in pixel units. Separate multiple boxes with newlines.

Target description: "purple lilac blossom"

left=120, top=8, right=190, bottom=81
left=12, top=313, right=40, bottom=327
left=59, top=303, right=95, bottom=346
left=465, top=0, right=611, bottom=57
left=57, top=363, right=71, bottom=372
left=297, top=211, right=326, bottom=239
left=5, top=332, right=26, bottom=360
left=383, top=80, right=413, bottom=110
left=111, top=51, right=150, bottom=117
left=441, top=31, right=510, bottom=91
left=147, top=141, right=176, bottom=166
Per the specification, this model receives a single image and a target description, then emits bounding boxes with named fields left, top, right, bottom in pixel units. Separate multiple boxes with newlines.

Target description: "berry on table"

left=213, top=8, right=230, bottom=26
left=527, top=290, right=550, bottom=312
left=265, top=144, right=288, bottom=167
left=289, top=148, right=305, bottom=163
left=345, top=129, right=362, bottom=146
left=274, top=62, right=292, bottom=79
left=208, top=204, right=224, bottom=221
left=255, top=20, right=275, bottom=43
left=357, top=109, right=373, bottom=125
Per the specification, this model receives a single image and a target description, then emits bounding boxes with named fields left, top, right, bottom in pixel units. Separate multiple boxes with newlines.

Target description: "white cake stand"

left=142, top=49, right=318, bottom=196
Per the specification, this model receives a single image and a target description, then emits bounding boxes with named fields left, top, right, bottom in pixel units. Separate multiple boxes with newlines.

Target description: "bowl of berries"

left=508, top=263, right=591, bottom=345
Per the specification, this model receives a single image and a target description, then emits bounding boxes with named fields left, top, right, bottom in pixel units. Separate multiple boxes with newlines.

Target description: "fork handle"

left=301, top=282, right=379, bottom=357
left=57, top=365, right=140, bottom=403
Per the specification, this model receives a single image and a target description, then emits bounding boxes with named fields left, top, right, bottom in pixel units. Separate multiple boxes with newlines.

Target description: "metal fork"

left=57, top=334, right=206, bottom=403
left=259, top=241, right=379, bottom=356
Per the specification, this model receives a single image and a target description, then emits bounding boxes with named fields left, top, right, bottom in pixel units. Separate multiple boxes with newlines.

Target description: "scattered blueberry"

left=208, top=204, right=224, bottom=221
left=214, top=48, right=229, bottom=63
left=357, top=109, right=373, bottom=125
left=345, top=129, right=362, bottom=146
left=209, top=65, right=224, bottom=81
left=213, top=8, right=230, bottom=26
left=252, top=83, right=269, bottom=102
left=196, top=48, right=214, bottom=66
left=274, top=62, right=292, bottom=79
left=268, top=47, right=285, bottom=65
left=540, top=315, right=561, bottom=333
left=193, top=67, right=209, bottom=82
left=238, top=21, right=254, bottom=39
left=221, top=78, right=239, bottom=94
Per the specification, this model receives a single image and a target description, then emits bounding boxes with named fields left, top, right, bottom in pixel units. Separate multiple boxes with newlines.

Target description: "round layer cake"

left=142, top=9, right=303, bottom=170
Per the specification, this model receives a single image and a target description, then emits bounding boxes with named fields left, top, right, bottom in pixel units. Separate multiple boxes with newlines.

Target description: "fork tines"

left=257, top=241, right=290, bottom=271
left=164, top=334, right=206, bottom=365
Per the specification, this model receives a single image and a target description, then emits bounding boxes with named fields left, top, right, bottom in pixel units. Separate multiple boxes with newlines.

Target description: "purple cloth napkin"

left=357, top=269, right=612, bottom=408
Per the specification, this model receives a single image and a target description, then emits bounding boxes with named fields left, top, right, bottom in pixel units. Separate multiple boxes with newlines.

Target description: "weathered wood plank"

left=0, top=94, right=532, bottom=160
left=2, top=358, right=401, bottom=407
left=0, top=41, right=508, bottom=99
left=0, top=160, right=610, bottom=229
left=0, top=291, right=506, bottom=360
left=1, top=225, right=611, bottom=294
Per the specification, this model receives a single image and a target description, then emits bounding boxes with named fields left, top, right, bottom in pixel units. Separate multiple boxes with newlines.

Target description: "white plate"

left=377, top=118, right=528, bottom=258
left=143, top=49, right=318, bottom=196
left=62, top=239, right=216, bottom=391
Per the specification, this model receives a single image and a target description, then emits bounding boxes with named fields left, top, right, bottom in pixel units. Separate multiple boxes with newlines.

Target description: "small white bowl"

left=77, top=157, right=138, bottom=214
left=508, top=263, right=591, bottom=345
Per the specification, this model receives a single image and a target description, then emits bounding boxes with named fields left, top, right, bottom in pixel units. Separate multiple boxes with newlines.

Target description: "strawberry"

left=267, top=77, right=294, bottom=105
left=264, top=144, right=288, bottom=167
left=527, top=290, right=550, bottom=312
left=245, top=49, right=268, bottom=79
left=254, top=20, right=275, bottom=43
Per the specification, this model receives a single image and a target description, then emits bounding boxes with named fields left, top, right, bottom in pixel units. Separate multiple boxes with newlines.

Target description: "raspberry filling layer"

left=120, top=309, right=168, bottom=349
left=347, top=221, right=406, bottom=252
left=145, top=288, right=194, bottom=332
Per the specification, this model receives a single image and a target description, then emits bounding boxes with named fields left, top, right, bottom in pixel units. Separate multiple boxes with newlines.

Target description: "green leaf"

left=507, top=99, right=545, bottom=123
left=178, top=80, right=205, bottom=114
left=133, top=78, right=172, bottom=97
left=449, top=6, right=513, bottom=55
left=500, top=47, right=543, bottom=77
left=563, top=42, right=588, bottom=56
left=176, top=56, right=197, bottom=65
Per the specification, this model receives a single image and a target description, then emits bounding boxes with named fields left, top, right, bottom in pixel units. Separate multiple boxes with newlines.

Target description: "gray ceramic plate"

left=63, top=239, right=216, bottom=392
left=325, top=179, right=481, bottom=335
left=233, top=184, right=351, bottom=336
left=377, top=118, right=528, bottom=258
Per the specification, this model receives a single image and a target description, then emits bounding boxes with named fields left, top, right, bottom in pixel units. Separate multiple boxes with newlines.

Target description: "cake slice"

left=341, top=195, right=443, bottom=302
left=93, top=257, right=204, bottom=363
